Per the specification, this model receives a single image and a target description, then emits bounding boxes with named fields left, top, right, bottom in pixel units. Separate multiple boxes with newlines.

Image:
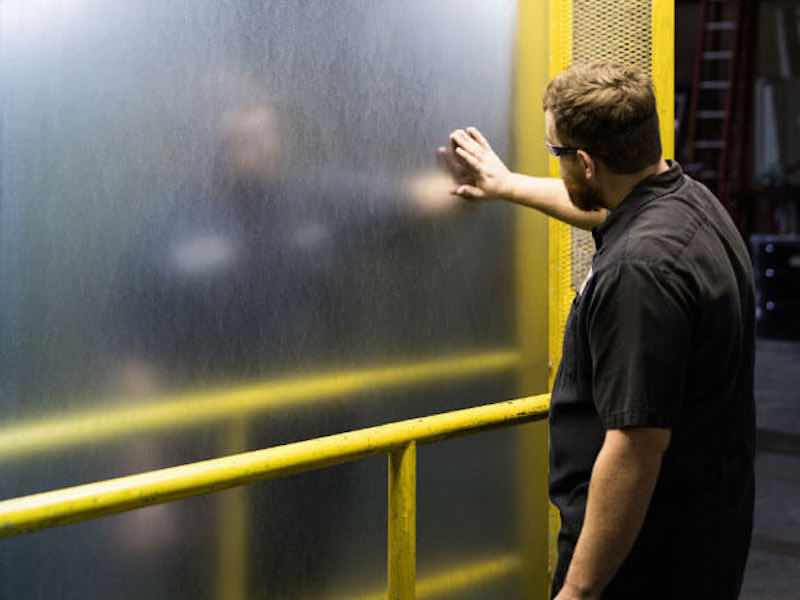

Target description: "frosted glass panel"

left=0, top=1, right=538, bottom=598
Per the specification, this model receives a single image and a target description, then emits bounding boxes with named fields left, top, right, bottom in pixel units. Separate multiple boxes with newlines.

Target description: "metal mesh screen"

left=569, top=0, right=654, bottom=289
left=573, top=0, right=653, bottom=73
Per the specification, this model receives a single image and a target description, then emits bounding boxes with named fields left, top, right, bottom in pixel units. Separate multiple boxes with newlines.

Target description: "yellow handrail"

left=0, top=394, right=549, bottom=538
left=0, top=394, right=550, bottom=598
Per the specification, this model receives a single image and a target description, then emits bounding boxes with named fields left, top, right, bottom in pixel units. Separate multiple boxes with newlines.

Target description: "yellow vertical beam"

left=547, top=0, right=573, bottom=390
left=515, top=1, right=553, bottom=600
left=652, top=0, right=675, bottom=160
left=216, top=419, right=249, bottom=600
left=546, top=0, right=574, bottom=582
left=549, top=0, right=573, bottom=73
left=388, top=442, right=417, bottom=600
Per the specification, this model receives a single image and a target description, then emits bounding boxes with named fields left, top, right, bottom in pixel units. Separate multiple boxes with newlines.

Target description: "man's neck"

left=602, top=159, right=670, bottom=210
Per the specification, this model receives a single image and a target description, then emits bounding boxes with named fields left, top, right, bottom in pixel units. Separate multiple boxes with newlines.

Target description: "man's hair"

left=542, top=61, right=662, bottom=174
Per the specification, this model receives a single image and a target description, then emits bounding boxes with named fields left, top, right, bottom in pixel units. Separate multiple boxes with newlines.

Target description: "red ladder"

left=684, top=0, right=758, bottom=230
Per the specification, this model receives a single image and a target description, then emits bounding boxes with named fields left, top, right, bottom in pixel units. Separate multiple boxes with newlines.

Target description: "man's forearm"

left=561, top=430, right=666, bottom=598
left=502, top=173, right=607, bottom=231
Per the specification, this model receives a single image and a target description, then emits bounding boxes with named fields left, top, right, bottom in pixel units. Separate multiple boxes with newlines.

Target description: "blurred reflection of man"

left=443, top=62, right=755, bottom=600
left=116, top=98, right=458, bottom=388
left=110, top=99, right=356, bottom=598
left=110, top=91, right=460, bottom=597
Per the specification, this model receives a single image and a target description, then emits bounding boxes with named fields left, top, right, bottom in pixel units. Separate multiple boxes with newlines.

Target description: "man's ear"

left=576, top=149, right=595, bottom=181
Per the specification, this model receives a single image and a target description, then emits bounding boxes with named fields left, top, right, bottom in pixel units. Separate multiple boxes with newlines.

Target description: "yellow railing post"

left=216, top=418, right=249, bottom=600
left=387, top=442, right=417, bottom=600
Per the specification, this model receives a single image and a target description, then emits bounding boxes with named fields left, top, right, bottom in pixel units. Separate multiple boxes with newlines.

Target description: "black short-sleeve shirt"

left=549, top=162, right=756, bottom=599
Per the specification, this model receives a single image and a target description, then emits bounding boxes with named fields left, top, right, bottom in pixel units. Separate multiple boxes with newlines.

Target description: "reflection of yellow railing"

left=0, top=394, right=549, bottom=599
left=0, top=349, right=520, bottom=462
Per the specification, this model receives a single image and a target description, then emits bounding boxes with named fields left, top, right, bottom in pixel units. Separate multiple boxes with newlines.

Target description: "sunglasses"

left=545, top=141, right=581, bottom=157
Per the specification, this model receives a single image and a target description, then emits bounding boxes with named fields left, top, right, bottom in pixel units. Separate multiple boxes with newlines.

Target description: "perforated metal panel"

left=547, top=0, right=665, bottom=307
left=549, top=0, right=673, bottom=383
left=567, top=1, right=655, bottom=288
left=573, top=0, right=653, bottom=72
left=569, top=229, right=595, bottom=291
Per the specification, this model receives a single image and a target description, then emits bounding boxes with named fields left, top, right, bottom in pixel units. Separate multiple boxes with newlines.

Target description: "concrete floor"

left=739, top=339, right=800, bottom=600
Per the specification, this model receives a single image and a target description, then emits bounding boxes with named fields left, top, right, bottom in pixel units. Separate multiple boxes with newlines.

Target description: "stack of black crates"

left=751, top=235, right=800, bottom=339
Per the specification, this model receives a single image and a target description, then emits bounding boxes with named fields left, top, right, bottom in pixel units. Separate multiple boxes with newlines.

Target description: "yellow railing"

left=0, top=394, right=550, bottom=599
left=0, top=349, right=537, bottom=598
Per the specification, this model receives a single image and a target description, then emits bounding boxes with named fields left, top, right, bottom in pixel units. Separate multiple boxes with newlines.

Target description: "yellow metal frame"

left=0, top=394, right=550, bottom=598
left=546, top=0, right=575, bottom=580
left=653, top=0, right=676, bottom=159
left=516, top=1, right=552, bottom=598
left=547, top=0, right=574, bottom=393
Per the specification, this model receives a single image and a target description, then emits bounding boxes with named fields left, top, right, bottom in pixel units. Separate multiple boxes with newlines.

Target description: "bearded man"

left=444, top=62, right=755, bottom=599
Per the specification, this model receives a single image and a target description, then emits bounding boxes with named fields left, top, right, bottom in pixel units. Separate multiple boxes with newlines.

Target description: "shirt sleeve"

left=587, top=260, right=694, bottom=430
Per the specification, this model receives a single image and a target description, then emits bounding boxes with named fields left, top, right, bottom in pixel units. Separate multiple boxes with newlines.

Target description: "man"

left=444, top=62, right=755, bottom=599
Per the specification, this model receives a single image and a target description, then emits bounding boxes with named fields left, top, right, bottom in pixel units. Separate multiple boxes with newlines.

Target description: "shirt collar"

left=591, top=160, right=684, bottom=251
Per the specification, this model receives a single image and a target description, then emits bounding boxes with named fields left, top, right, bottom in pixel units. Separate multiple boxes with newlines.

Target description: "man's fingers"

left=454, top=146, right=482, bottom=171
left=450, top=129, right=484, bottom=158
left=467, top=127, right=491, bottom=150
left=437, top=146, right=466, bottom=175
left=453, top=185, right=486, bottom=200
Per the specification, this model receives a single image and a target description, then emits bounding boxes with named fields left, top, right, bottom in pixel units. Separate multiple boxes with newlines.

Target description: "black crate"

left=755, top=300, right=800, bottom=339
left=757, top=267, right=800, bottom=300
left=751, top=235, right=800, bottom=339
left=751, top=235, right=800, bottom=270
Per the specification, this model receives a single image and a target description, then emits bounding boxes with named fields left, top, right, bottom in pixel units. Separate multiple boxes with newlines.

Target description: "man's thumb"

left=456, top=185, right=485, bottom=199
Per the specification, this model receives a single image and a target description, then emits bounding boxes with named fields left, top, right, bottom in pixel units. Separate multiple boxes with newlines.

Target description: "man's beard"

left=564, top=171, right=604, bottom=212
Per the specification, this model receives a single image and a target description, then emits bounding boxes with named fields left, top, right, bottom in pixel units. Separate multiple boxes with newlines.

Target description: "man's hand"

left=439, top=127, right=513, bottom=200
left=437, top=125, right=607, bottom=230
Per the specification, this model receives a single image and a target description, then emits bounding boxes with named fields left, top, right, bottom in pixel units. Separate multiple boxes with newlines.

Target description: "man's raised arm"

left=440, top=126, right=607, bottom=231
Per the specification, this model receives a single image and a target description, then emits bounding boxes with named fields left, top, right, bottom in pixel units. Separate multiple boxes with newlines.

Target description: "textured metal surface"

left=550, top=0, right=672, bottom=335
left=570, top=228, right=596, bottom=291
left=573, top=0, right=654, bottom=72
left=515, top=2, right=553, bottom=598
left=569, top=0, right=655, bottom=290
